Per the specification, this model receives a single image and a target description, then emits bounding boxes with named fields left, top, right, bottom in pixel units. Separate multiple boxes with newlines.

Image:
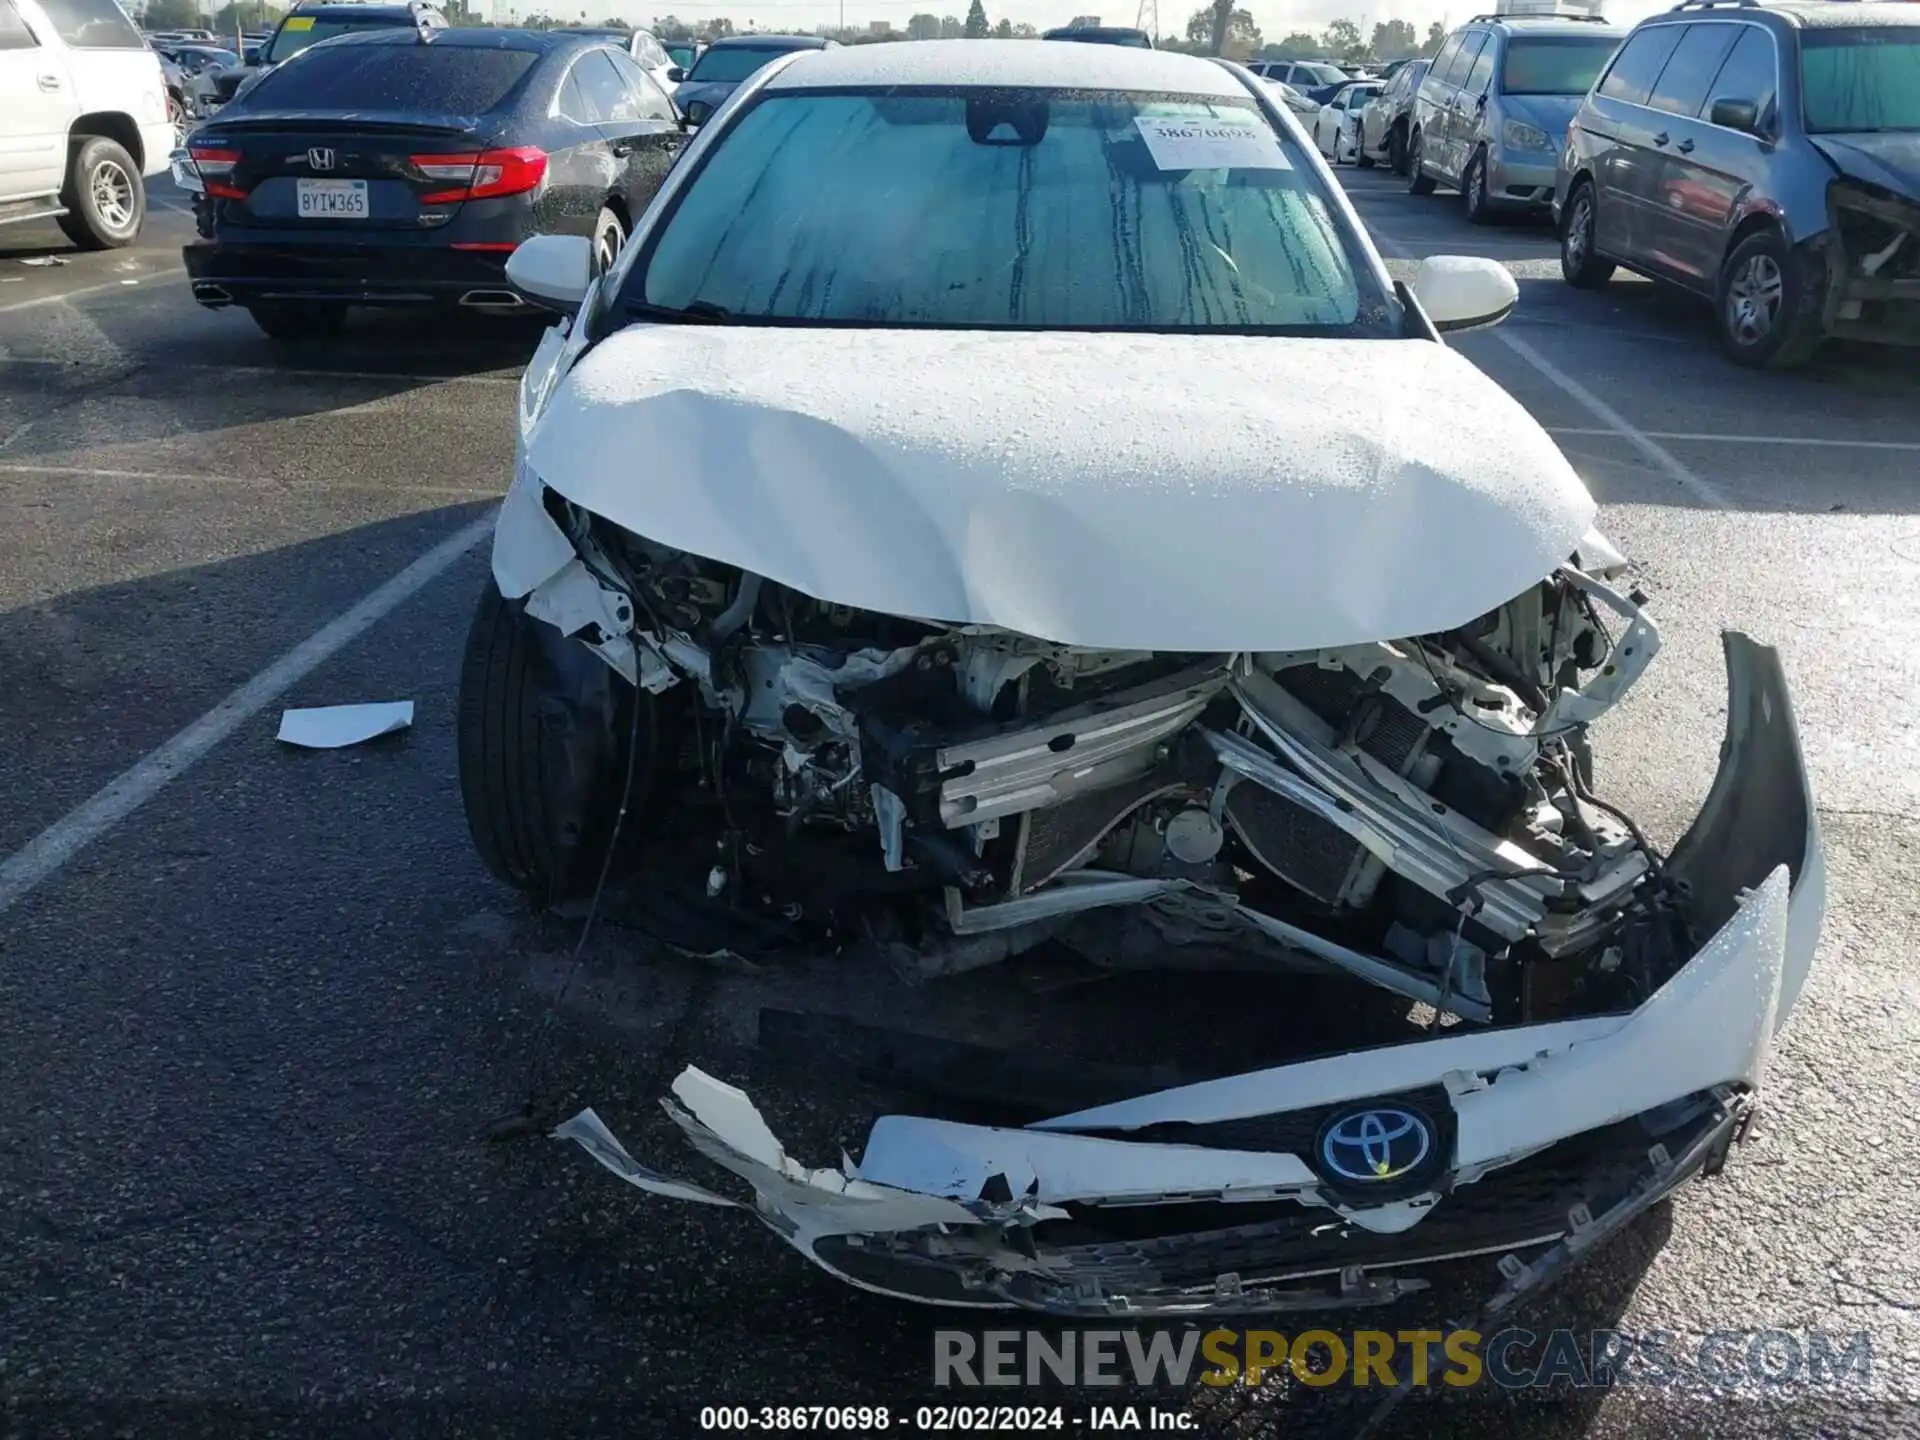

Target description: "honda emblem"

left=307, top=147, right=336, bottom=171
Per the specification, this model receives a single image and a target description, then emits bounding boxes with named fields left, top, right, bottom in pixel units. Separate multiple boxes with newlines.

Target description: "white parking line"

left=1367, top=228, right=1731, bottom=511
left=0, top=460, right=503, bottom=495
left=0, top=510, right=495, bottom=917
left=1549, top=427, right=1920, bottom=452
left=0, top=269, right=185, bottom=315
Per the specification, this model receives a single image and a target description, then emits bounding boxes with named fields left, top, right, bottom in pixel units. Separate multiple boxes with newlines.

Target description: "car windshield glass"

left=665, top=42, right=695, bottom=65
left=1501, top=35, right=1621, bottom=95
left=684, top=43, right=797, bottom=83
left=247, top=43, right=538, bottom=108
left=1302, top=63, right=1346, bottom=84
left=1800, top=28, right=1920, bottom=133
left=630, top=88, right=1395, bottom=334
left=263, top=15, right=416, bottom=63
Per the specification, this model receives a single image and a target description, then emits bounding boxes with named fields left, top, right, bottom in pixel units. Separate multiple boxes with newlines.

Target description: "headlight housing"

left=1503, top=120, right=1552, bottom=152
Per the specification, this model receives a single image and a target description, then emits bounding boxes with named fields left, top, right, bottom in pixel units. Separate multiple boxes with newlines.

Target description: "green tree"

left=1370, top=18, right=1416, bottom=57
left=962, top=0, right=988, bottom=37
left=1320, top=17, right=1360, bottom=56
left=906, top=11, right=940, bottom=37
left=1009, top=20, right=1035, bottom=35
left=1186, top=1, right=1254, bottom=57
left=142, top=0, right=199, bottom=26
left=939, top=14, right=962, bottom=35
left=211, top=0, right=279, bottom=32
left=652, top=13, right=694, bottom=38
left=1260, top=30, right=1318, bottom=59
left=993, top=15, right=1010, bottom=36
left=1420, top=19, right=1446, bottom=55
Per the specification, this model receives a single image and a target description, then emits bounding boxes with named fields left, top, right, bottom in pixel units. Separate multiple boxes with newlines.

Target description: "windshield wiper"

left=629, top=299, right=734, bottom=324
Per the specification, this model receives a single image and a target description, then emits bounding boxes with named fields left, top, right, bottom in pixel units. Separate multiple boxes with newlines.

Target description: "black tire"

left=456, top=581, right=657, bottom=901
left=1388, top=123, right=1408, bottom=176
left=1355, top=123, right=1375, bottom=169
left=1406, top=130, right=1436, bottom=195
left=56, top=136, right=145, bottom=251
left=167, top=92, right=187, bottom=144
left=591, top=205, right=626, bottom=277
left=1463, top=147, right=1492, bottom=225
left=246, top=302, right=349, bottom=340
left=1559, top=180, right=1616, bottom=289
left=1717, top=229, right=1824, bottom=370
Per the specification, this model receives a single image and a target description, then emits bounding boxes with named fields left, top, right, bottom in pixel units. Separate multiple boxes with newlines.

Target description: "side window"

left=638, top=33, right=669, bottom=70
left=1426, top=35, right=1465, bottom=89
left=1598, top=25, right=1684, bottom=106
left=34, top=0, right=143, bottom=47
left=575, top=49, right=639, bottom=122
left=1442, top=32, right=1487, bottom=87
left=0, top=0, right=40, bottom=47
left=1647, top=23, right=1740, bottom=116
left=608, top=47, right=674, bottom=122
left=558, top=66, right=602, bottom=124
left=1702, top=24, right=1777, bottom=121
left=1464, top=36, right=1497, bottom=96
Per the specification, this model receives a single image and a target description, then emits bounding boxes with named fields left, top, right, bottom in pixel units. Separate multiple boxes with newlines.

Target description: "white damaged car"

left=466, top=41, right=1824, bottom=1327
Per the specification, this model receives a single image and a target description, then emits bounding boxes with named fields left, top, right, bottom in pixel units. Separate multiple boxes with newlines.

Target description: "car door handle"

left=1676, top=137, right=1695, bottom=154
left=1653, top=131, right=1670, bottom=146
left=38, top=73, right=62, bottom=90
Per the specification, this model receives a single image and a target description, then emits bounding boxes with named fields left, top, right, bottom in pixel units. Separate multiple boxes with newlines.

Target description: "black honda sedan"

left=179, top=27, right=686, bottom=339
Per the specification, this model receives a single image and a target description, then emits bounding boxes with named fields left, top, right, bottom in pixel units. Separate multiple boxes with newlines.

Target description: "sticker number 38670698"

left=1133, top=115, right=1291, bottom=172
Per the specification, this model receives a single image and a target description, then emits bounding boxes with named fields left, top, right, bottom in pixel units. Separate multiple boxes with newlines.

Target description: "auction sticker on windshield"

left=297, top=179, right=369, bottom=219
left=1134, top=115, right=1289, bottom=171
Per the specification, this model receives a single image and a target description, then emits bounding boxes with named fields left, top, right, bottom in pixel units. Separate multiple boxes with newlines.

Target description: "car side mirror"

left=244, top=49, right=260, bottom=64
left=1411, top=254, right=1518, bottom=333
left=1709, top=97, right=1758, bottom=134
left=506, top=234, right=593, bottom=316
left=666, top=65, right=685, bottom=82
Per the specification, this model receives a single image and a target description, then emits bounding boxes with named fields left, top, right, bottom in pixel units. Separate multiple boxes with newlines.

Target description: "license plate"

left=296, top=178, right=368, bottom=219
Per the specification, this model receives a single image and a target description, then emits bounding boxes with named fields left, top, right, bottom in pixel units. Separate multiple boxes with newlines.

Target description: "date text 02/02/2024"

left=696, top=1405, right=1194, bottom=1431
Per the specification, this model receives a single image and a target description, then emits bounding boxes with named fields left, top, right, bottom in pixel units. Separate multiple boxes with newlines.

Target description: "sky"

left=616, top=0, right=1675, bottom=42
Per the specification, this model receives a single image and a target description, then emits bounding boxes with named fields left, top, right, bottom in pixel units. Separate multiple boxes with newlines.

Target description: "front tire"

left=1463, top=147, right=1492, bottom=225
left=56, top=136, right=145, bottom=250
left=1559, top=181, right=1616, bottom=289
left=1406, top=130, right=1436, bottom=195
left=246, top=302, right=349, bottom=340
left=1355, top=124, right=1375, bottom=169
left=1717, top=230, right=1823, bottom=370
left=456, top=581, right=657, bottom=901
left=1388, top=123, right=1408, bottom=175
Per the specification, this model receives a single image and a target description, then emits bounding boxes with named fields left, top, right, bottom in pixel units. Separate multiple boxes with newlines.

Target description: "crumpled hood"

left=527, top=327, right=1597, bottom=652
left=1503, top=94, right=1581, bottom=145
left=1812, top=132, right=1920, bottom=200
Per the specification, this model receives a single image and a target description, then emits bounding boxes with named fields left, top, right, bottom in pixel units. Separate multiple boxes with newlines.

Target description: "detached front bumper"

left=559, top=634, right=1824, bottom=1316
left=1486, top=150, right=1558, bottom=211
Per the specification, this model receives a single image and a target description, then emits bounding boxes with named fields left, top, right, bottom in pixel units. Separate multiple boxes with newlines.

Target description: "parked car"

left=1262, top=77, right=1322, bottom=120
left=0, top=0, right=175, bottom=247
left=662, top=39, right=699, bottom=71
left=1357, top=57, right=1428, bottom=172
left=474, top=40, right=1823, bottom=1345
left=155, top=41, right=240, bottom=118
left=554, top=25, right=681, bottom=94
left=1248, top=59, right=1347, bottom=90
left=1557, top=0, right=1920, bottom=368
left=1039, top=24, right=1153, bottom=47
left=1408, top=12, right=1625, bottom=222
left=1310, top=77, right=1382, bottom=164
left=178, top=27, right=687, bottom=339
left=207, top=0, right=449, bottom=111
left=667, top=33, right=834, bottom=127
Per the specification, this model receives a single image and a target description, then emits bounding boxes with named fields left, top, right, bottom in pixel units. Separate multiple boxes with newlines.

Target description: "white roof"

left=763, top=38, right=1253, bottom=97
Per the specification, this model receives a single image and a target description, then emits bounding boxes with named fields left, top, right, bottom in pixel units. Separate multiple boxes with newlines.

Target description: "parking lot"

left=3, top=167, right=1919, bottom=1440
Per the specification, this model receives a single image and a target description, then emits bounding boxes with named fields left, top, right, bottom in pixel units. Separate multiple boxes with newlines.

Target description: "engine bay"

left=546, top=502, right=1694, bottom=1030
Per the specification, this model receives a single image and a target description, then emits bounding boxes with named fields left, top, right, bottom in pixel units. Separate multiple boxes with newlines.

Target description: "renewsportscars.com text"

left=933, top=1327, right=1873, bottom=1391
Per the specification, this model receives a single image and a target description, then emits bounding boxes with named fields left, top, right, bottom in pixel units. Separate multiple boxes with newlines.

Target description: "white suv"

left=0, top=0, right=173, bottom=248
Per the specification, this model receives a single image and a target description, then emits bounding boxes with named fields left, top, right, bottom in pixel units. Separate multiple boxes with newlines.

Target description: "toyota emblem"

left=1319, top=1106, right=1434, bottom=1183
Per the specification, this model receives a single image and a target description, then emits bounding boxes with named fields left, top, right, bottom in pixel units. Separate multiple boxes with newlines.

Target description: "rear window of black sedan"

left=247, top=43, right=541, bottom=111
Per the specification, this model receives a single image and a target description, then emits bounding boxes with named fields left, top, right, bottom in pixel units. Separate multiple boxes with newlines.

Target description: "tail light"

left=188, top=145, right=247, bottom=200
left=412, top=146, right=548, bottom=204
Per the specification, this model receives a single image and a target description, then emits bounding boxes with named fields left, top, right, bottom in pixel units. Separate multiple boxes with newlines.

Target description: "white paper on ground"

left=276, top=701, right=415, bottom=748
left=1134, top=115, right=1290, bottom=171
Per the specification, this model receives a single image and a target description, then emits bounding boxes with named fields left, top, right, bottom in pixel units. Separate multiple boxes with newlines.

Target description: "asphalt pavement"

left=1, top=175, right=1917, bottom=1440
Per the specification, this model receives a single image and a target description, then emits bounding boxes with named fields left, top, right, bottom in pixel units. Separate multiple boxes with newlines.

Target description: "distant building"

left=869, top=18, right=891, bottom=32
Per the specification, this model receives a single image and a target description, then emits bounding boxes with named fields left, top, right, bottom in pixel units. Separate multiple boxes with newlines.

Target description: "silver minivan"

left=1408, top=13, right=1625, bottom=223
